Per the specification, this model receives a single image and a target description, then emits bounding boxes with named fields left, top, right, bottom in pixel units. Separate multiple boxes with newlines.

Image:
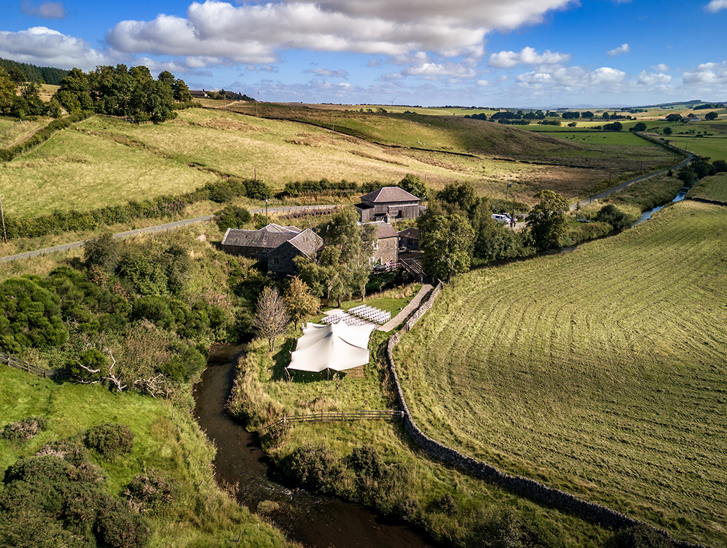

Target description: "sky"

left=1, top=0, right=727, bottom=107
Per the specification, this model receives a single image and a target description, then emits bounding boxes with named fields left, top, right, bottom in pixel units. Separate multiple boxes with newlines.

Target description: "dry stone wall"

left=386, top=281, right=706, bottom=547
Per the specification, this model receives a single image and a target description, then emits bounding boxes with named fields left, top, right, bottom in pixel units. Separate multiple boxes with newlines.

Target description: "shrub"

left=132, top=296, right=175, bottom=329
left=287, top=444, right=347, bottom=495
left=35, top=438, right=89, bottom=466
left=596, top=204, right=633, bottom=232
left=96, top=501, right=150, bottom=548
left=84, top=423, right=134, bottom=459
left=125, top=468, right=178, bottom=513
left=84, top=231, right=120, bottom=272
left=216, top=205, right=252, bottom=232
left=349, top=446, right=385, bottom=479
left=1, top=416, right=48, bottom=443
left=607, top=524, right=673, bottom=548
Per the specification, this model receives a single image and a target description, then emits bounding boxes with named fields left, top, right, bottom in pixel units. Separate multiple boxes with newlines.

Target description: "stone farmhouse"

left=370, top=222, right=399, bottom=266
left=221, top=224, right=323, bottom=276
left=355, top=187, right=422, bottom=223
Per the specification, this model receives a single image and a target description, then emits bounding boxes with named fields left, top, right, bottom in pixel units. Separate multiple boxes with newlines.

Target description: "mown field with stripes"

left=394, top=200, right=727, bottom=547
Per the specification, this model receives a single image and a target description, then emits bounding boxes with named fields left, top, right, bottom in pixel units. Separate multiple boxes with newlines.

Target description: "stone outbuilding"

left=398, top=227, right=419, bottom=252
left=370, top=222, right=399, bottom=266
left=221, top=223, right=323, bottom=276
left=355, top=187, right=422, bottom=223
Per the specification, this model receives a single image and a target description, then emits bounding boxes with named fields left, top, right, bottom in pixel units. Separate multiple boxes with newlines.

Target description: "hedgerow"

left=3, top=176, right=271, bottom=239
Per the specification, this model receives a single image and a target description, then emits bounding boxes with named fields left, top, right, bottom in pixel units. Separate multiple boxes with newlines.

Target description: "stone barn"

left=355, top=187, right=422, bottom=223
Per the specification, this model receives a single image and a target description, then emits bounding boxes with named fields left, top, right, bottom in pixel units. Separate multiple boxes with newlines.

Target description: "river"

left=193, top=344, right=435, bottom=548
left=632, top=188, right=688, bottom=226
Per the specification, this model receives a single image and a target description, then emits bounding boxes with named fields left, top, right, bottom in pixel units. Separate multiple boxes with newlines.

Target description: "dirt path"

left=378, top=283, right=433, bottom=332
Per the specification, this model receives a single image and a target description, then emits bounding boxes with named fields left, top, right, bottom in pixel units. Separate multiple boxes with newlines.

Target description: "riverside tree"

left=526, top=190, right=570, bottom=251
left=253, top=287, right=289, bottom=352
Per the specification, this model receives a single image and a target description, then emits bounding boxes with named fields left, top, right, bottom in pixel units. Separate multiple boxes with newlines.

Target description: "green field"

left=0, top=116, right=51, bottom=148
left=0, top=127, right=214, bottom=218
left=689, top=173, right=727, bottom=202
left=0, top=366, right=290, bottom=546
left=394, top=200, right=727, bottom=547
left=2, top=108, right=664, bottom=224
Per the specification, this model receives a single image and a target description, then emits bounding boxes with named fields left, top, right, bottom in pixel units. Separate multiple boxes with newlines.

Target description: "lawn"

left=0, top=366, right=291, bottom=546
left=394, top=200, right=727, bottom=548
left=688, top=172, right=727, bottom=202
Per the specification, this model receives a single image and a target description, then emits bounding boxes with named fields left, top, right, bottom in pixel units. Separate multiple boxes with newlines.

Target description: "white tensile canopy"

left=288, top=322, right=375, bottom=373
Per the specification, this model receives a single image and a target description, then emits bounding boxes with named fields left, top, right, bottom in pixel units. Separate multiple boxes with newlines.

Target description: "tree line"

left=0, top=63, right=193, bottom=122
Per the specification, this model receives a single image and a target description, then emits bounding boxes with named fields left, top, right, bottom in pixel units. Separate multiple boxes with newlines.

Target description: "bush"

left=287, top=444, right=347, bottom=495
left=125, top=468, right=178, bottom=513
left=96, top=501, right=150, bottom=548
left=596, top=204, right=633, bottom=232
left=1, top=416, right=48, bottom=443
left=132, top=296, right=175, bottom=328
left=607, top=524, right=673, bottom=548
left=84, top=423, right=134, bottom=459
left=35, top=438, right=89, bottom=466
left=216, top=205, right=252, bottom=232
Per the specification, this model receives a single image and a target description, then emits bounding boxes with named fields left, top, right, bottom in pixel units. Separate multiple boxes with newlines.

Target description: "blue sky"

left=1, top=0, right=726, bottom=107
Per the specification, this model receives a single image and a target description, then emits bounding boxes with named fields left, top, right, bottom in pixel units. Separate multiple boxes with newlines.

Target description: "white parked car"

left=492, top=214, right=514, bottom=224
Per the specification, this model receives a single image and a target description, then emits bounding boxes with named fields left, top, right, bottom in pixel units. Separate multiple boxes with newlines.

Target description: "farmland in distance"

left=394, top=200, right=727, bottom=547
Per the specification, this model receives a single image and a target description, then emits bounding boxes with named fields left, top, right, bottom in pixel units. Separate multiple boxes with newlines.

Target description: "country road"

left=570, top=152, right=693, bottom=211
left=0, top=204, right=341, bottom=264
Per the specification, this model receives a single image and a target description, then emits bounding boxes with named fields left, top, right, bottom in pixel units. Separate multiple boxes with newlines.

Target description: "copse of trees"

left=0, top=66, right=45, bottom=118
left=0, top=57, right=68, bottom=85
left=51, top=64, right=188, bottom=123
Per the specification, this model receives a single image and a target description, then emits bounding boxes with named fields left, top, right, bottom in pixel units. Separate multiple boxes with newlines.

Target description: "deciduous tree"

left=420, top=213, right=474, bottom=282
left=526, top=190, right=570, bottom=251
left=253, top=287, right=289, bottom=352
left=284, top=277, right=319, bottom=330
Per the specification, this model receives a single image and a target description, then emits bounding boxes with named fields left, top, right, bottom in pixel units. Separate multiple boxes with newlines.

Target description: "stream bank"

left=193, top=344, right=435, bottom=548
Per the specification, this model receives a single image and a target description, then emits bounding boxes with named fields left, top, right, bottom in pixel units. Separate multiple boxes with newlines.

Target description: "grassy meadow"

left=0, top=116, right=51, bottom=148
left=2, top=107, right=663, bottom=227
left=688, top=172, right=727, bottom=202
left=0, top=366, right=291, bottom=547
left=394, top=200, right=727, bottom=547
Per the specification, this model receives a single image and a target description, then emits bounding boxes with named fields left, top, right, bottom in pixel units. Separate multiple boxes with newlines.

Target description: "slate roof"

left=287, top=229, right=324, bottom=257
left=261, top=223, right=302, bottom=234
left=373, top=222, right=398, bottom=239
left=360, top=186, right=420, bottom=204
left=398, top=227, right=419, bottom=239
left=221, top=229, right=294, bottom=249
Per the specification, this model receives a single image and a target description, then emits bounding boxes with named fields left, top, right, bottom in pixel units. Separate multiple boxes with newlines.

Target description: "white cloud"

left=403, top=62, right=477, bottom=79
left=651, top=63, right=670, bottom=72
left=607, top=43, right=630, bottom=57
left=306, top=68, right=349, bottom=78
left=488, top=46, right=571, bottom=68
left=516, top=65, right=626, bottom=91
left=705, top=0, right=727, bottom=13
left=476, top=79, right=489, bottom=86
left=683, top=61, right=727, bottom=85
left=107, top=0, right=577, bottom=66
left=0, top=27, right=112, bottom=70
left=637, top=70, right=672, bottom=87
left=19, top=0, right=66, bottom=19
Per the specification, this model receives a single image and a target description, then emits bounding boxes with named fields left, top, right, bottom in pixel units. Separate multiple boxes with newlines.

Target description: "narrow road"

left=378, top=283, right=433, bottom=332
left=0, top=204, right=341, bottom=264
left=570, top=153, right=693, bottom=211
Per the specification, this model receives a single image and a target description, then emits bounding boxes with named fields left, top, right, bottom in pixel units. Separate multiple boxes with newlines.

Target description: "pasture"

left=689, top=173, right=727, bottom=202
left=394, top=200, right=727, bottom=547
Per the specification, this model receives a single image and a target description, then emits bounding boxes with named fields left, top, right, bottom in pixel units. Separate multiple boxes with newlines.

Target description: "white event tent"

left=288, top=322, right=375, bottom=373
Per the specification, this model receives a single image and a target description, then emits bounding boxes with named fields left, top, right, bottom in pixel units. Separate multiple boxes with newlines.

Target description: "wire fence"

left=0, top=351, right=68, bottom=379
left=260, top=409, right=403, bottom=434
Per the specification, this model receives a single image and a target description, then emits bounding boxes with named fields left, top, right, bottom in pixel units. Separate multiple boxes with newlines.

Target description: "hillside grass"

left=393, top=200, right=727, bottom=547
left=688, top=173, right=727, bottom=202
left=0, top=116, right=52, bottom=148
left=0, top=127, right=214, bottom=218
left=0, top=366, right=291, bottom=547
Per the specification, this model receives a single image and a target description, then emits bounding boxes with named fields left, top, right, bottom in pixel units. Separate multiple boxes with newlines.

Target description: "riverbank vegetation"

left=0, top=366, right=292, bottom=547
left=394, top=200, right=727, bottom=547
left=688, top=172, right=727, bottom=202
